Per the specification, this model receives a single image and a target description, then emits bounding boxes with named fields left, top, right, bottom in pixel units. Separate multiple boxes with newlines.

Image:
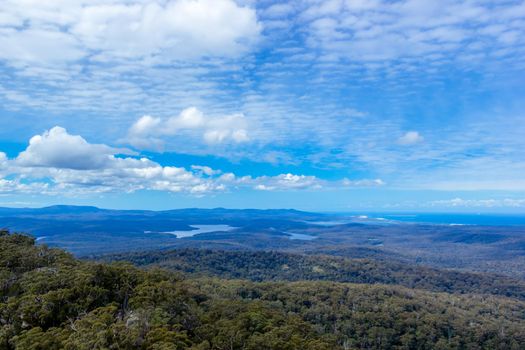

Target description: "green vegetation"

left=106, top=249, right=525, bottom=300
left=2, top=230, right=525, bottom=349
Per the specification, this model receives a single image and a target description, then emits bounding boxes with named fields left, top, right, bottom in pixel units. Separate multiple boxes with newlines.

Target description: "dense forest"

left=2, top=230, right=525, bottom=349
left=106, top=248, right=525, bottom=299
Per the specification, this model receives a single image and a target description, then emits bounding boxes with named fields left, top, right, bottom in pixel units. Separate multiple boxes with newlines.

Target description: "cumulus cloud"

left=1, top=126, right=381, bottom=196
left=74, top=0, right=260, bottom=60
left=0, top=0, right=261, bottom=66
left=129, top=115, right=162, bottom=136
left=16, top=126, right=133, bottom=170
left=127, top=107, right=250, bottom=148
left=1, top=127, right=213, bottom=194
left=397, top=131, right=424, bottom=145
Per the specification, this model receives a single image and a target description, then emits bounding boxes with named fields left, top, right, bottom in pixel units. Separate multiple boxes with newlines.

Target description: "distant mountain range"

left=0, top=205, right=331, bottom=255
left=0, top=205, right=323, bottom=219
left=1, top=205, right=525, bottom=280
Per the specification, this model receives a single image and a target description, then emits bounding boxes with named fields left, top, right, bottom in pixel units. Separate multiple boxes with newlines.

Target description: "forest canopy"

left=1, top=230, right=525, bottom=349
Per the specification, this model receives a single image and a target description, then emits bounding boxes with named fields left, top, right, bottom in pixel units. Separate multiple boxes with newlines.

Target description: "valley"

left=1, top=206, right=524, bottom=279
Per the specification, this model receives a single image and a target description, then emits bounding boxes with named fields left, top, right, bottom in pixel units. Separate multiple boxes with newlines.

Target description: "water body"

left=306, top=217, right=395, bottom=226
left=357, top=213, right=525, bottom=226
left=287, top=233, right=317, bottom=240
left=161, top=225, right=237, bottom=238
left=305, top=220, right=351, bottom=226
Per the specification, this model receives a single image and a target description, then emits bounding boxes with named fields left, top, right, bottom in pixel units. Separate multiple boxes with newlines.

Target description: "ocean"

left=360, top=213, right=525, bottom=226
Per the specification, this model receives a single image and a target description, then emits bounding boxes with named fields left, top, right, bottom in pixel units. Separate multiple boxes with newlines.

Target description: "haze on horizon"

left=0, top=0, right=524, bottom=212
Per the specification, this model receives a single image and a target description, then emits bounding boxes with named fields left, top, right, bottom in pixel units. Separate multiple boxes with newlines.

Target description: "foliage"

left=1, top=231, right=525, bottom=349
left=106, top=248, right=525, bottom=300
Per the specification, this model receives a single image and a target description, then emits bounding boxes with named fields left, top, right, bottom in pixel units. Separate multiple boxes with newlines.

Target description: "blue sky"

left=0, top=0, right=524, bottom=212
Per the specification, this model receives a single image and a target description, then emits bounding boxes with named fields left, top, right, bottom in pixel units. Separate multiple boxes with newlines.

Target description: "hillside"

left=2, top=206, right=525, bottom=280
left=2, top=230, right=525, bottom=349
left=105, top=248, right=525, bottom=300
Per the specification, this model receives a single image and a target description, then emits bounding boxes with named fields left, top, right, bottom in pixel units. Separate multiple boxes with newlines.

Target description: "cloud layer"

left=430, top=197, right=525, bottom=208
left=0, top=0, right=524, bottom=200
left=303, top=0, right=525, bottom=65
left=0, top=0, right=260, bottom=66
left=0, top=127, right=383, bottom=196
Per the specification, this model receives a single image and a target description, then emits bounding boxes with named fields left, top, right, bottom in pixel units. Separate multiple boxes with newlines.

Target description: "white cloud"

left=0, top=0, right=261, bottom=66
left=0, top=178, right=50, bottom=195
left=0, top=0, right=522, bottom=195
left=167, top=107, right=206, bottom=129
left=252, top=173, right=322, bottom=191
left=341, top=178, right=385, bottom=187
left=3, top=127, right=211, bottom=194
left=0, top=28, right=84, bottom=65
left=248, top=174, right=385, bottom=191
left=16, top=126, right=132, bottom=170
left=262, top=4, right=295, bottom=18
left=430, top=197, right=525, bottom=208
left=72, top=0, right=260, bottom=61
left=1, top=126, right=377, bottom=196
left=303, top=0, right=525, bottom=65
left=128, top=115, right=162, bottom=136
left=0, top=152, right=8, bottom=178
left=127, top=107, right=250, bottom=148
left=0, top=152, right=7, bottom=166
left=397, top=131, right=423, bottom=145
left=191, top=165, right=221, bottom=176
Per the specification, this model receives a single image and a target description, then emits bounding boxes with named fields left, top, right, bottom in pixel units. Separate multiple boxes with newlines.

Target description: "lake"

left=162, top=225, right=237, bottom=238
